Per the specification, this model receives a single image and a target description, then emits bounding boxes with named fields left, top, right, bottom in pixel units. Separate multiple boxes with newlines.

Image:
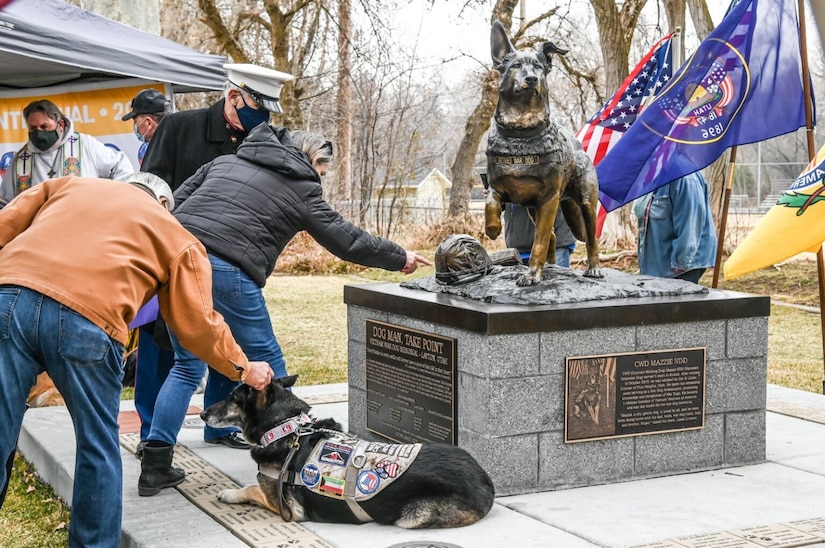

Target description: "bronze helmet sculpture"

left=434, top=234, right=494, bottom=285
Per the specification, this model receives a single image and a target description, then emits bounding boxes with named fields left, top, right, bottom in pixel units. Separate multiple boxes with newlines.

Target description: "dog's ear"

left=491, top=20, right=515, bottom=69
left=276, top=374, right=299, bottom=389
left=538, top=41, right=569, bottom=70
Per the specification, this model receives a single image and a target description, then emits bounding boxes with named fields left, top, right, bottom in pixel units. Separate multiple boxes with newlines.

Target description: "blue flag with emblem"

left=596, top=0, right=809, bottom=212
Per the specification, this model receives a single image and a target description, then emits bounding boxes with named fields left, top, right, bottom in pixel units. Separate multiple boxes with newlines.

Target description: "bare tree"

left=589, top=0, right=650, bottom=94
left=686, top=0, right=714, bottom=38
left=336, top=0, right=354, bottom=212
left=663, top=0, right=686, bottom=61
left=195, top=0, right=328, bottom=128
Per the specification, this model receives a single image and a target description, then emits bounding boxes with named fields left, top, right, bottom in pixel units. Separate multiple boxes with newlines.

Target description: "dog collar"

left=259, top=412, right=315, bottom=447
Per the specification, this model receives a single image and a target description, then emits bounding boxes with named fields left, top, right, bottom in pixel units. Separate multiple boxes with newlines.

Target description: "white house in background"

left=416, top=168, right=452, bottom=213
left=368, top=168, right=487, bottom=227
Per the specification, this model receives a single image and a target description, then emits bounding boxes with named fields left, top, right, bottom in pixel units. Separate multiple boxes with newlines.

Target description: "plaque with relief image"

left=565, top=347, right=706, bottom=443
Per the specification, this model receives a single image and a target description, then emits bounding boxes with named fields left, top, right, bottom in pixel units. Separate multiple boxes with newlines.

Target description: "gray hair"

left=290, top=130, right=333, bottom=167
left=223, top=81, right=259, bottom=107
left=23, top=99, right=63, bottom=124
left=117, top=172, right=175, bottom=211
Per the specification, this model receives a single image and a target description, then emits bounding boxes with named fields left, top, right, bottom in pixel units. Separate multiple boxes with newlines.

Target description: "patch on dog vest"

left=300, top=438, right=422, bottom=502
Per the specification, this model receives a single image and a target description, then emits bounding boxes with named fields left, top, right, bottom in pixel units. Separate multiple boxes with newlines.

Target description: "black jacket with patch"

left=173, top=124, right=407, bottom=287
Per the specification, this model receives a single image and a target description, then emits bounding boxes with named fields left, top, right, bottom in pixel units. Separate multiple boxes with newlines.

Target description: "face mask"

left=134, top=119, right=150, bottom=143
left=234, top=96, right=270, bottom=132
left=29, top=129, right=60, bottom=151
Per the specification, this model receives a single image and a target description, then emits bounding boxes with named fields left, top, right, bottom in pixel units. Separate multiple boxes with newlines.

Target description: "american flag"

left=574, top=34, right=674, bottom=235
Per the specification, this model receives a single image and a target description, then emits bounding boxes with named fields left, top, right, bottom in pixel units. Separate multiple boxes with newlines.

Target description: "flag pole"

left=795, top=0, right=824, bottom=394
left=712, top=147, right=737, bottom=288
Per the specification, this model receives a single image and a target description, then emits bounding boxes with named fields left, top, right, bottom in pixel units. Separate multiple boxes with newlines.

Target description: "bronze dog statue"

left=485, top=20, right=602, bottom=286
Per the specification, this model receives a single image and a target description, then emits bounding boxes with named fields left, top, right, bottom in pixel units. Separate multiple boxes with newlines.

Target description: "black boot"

left=138, top=445, right=185, bottom=497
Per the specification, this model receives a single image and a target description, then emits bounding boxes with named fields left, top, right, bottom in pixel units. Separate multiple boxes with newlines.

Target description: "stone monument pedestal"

left=344, top=280, right=769, bottom=496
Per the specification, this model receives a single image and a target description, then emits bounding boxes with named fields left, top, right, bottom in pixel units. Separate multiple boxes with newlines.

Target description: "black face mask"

left=29, top=129, right=60, bottom=151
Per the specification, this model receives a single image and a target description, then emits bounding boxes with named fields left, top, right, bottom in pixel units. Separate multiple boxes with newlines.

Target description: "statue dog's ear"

left=538, top=41, right=569, bottom=70
left=491, top=20, right=515, bottom=69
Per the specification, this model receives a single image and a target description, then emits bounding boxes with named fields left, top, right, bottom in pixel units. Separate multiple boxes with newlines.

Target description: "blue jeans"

left=0, top=286, right=124, bottom=548
left=134, top=329, right=175, bottom=441
left=519, top=243, right=575, bottom=267
left=556, top=244, right=575, bottom=268
left=148, top=255, right=287, bottom=444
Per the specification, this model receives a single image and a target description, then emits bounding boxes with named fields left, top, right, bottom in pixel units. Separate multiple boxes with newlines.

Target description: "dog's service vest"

left=300, top=437, right=422, bottom=502
left=262, top=434, right=422, bottom=523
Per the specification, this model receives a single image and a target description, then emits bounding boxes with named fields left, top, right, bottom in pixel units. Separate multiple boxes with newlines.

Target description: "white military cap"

left=224, top=63, right=294, bottom=114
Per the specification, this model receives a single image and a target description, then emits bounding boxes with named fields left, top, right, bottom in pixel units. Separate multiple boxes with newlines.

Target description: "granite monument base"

left=344, top=276, right=769, bottom=496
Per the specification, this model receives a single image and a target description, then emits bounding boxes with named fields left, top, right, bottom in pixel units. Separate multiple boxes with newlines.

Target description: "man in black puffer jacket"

left=143, top=123, right=430, bottom=464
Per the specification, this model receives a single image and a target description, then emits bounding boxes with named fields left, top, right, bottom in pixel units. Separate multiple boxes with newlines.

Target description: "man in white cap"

left=137, top=63, right=292, bottom=451
left=141, top=63, right=292, bottom=191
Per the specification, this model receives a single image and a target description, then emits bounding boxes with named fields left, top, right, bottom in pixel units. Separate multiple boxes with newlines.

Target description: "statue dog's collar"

left=490, top=153, right=556, bottom=166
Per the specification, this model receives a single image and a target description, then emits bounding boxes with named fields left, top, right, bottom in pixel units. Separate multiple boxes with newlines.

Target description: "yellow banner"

left=724, top=144, right=825, bottom=279
left=0, top=81, right=170, bottom=173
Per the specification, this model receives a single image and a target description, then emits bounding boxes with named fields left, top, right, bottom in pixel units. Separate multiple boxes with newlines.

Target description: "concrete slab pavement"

left=14, top=383, right=825, bottom=548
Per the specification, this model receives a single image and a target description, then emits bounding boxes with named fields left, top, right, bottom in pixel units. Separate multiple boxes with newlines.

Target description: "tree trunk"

left=447, top=71, right=499, bottom=217
left=664, top=0, right=687, bottom=61
left=687, top=0, right=714, bottom=38
left=590, top=0, right=649, bottom=93
left=445, top=0, right=521, bottom=219
left=336, top=0, right=354, bottom=216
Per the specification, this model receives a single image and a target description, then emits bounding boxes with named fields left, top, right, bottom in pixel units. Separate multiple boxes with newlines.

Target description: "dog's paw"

left=485, top=225, right=502, bottom=240
left=583, top=267, right=604, bottom=279
left=517, top=270, right=541, bottom=286
left=217, top=488, right=244, bottom=505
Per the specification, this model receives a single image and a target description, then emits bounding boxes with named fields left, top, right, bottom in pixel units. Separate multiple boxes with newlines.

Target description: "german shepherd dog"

left=201, top=375, right=495, bottom=528
left=485, top=20, right=603, bottom=286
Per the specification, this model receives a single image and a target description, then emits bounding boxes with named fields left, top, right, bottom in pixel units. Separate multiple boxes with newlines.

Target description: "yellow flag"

left=724, top=144, right=825, bottom=280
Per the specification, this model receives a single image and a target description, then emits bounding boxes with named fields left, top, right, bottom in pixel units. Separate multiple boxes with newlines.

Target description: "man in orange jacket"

left=0, top=173, right=272, bottom=548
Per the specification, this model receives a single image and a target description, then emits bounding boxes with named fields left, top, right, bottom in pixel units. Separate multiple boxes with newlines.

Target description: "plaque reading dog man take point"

left=365, top=320, right=457, bottom=445
left=565, top=347, right=706, bottom=443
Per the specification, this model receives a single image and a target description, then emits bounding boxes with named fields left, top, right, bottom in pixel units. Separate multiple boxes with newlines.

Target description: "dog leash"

left=273, top=426, right=374, bottom=523
left=276, top=438, right=300, bottom=522
left=272, top=422, right=341, bottom=521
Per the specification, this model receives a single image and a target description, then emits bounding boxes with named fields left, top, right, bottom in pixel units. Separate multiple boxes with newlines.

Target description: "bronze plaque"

left=565, top=347, right=706, bottom=443
left=365, top=320, right=457, bottom=445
